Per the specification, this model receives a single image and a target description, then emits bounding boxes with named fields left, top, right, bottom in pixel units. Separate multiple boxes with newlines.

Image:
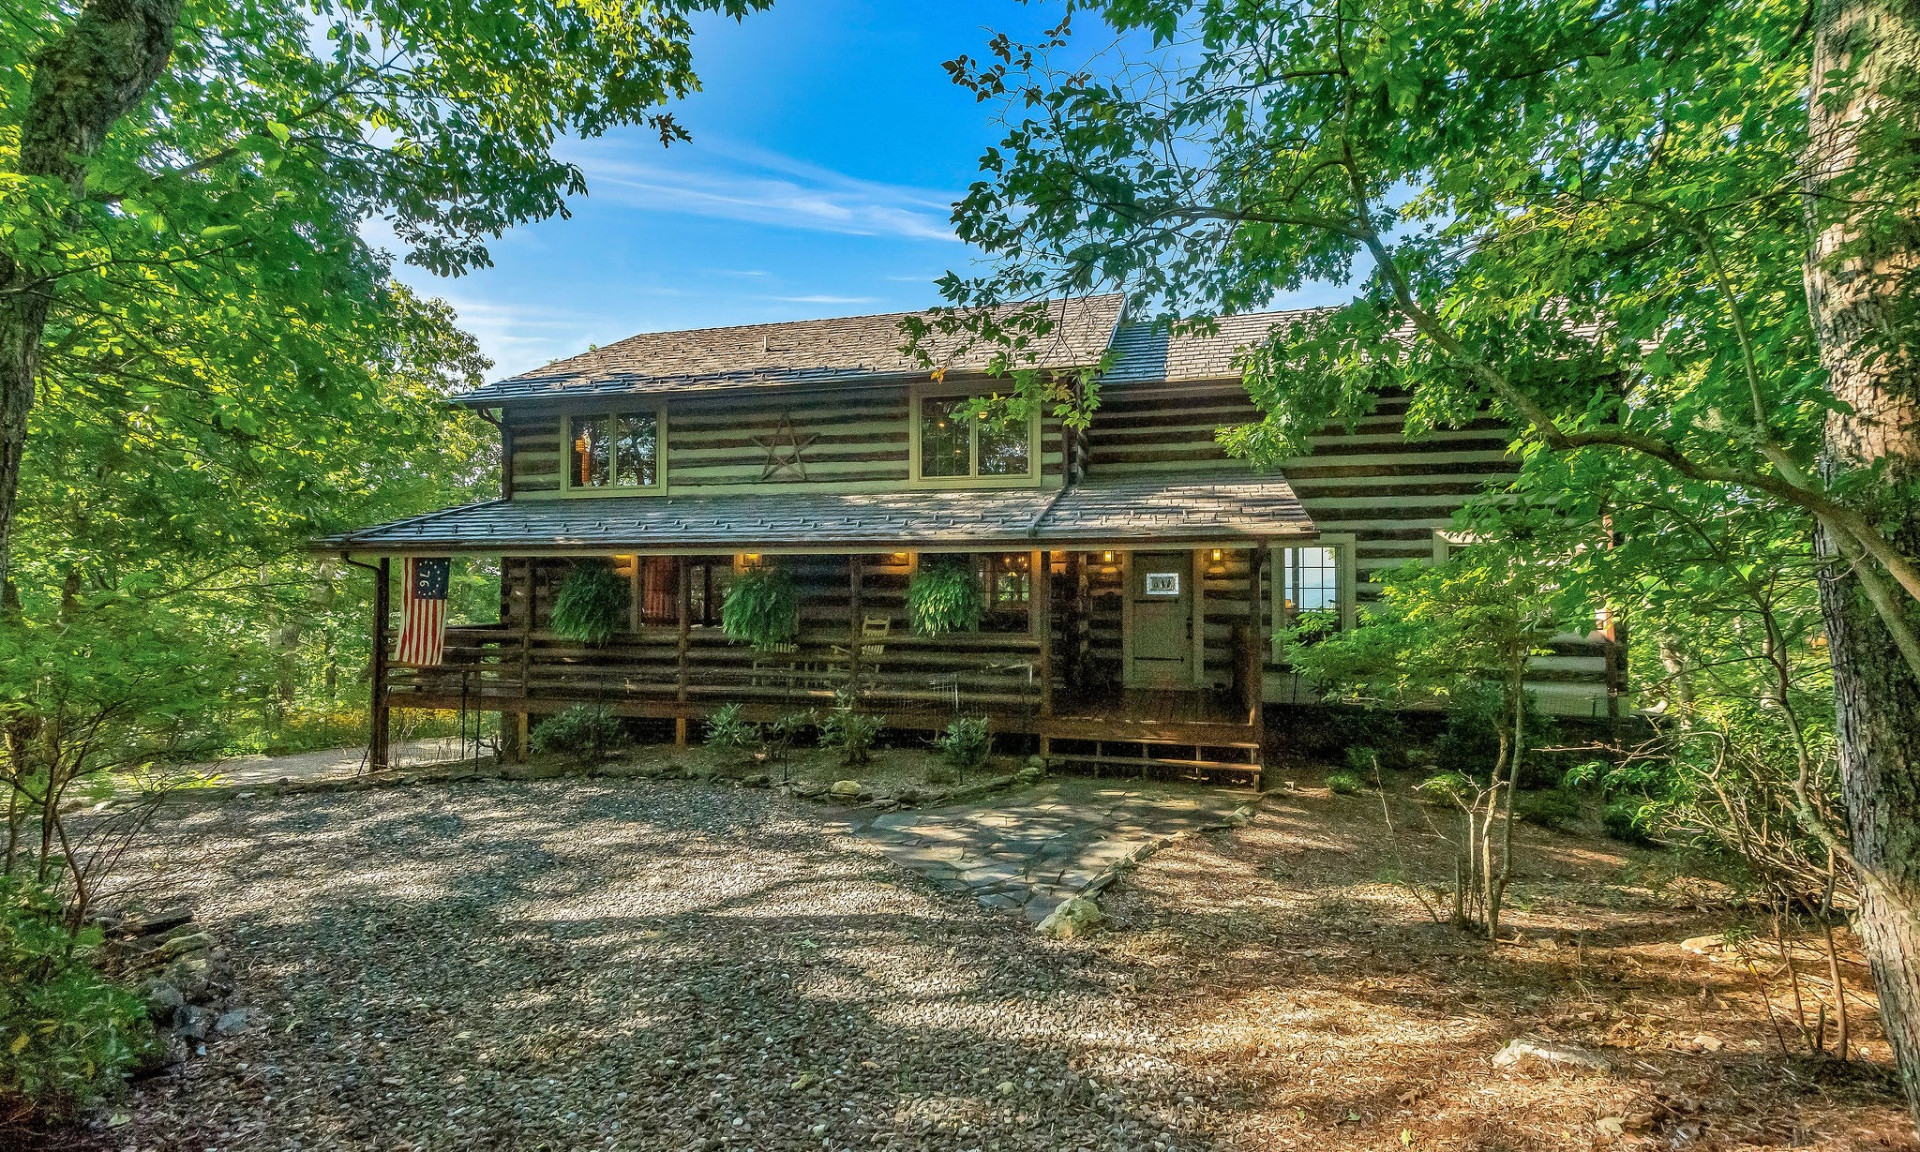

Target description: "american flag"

left=394, top=557, right=451, bottom=666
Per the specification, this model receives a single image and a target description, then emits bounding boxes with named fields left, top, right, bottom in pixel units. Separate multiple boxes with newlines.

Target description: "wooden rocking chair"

left=828, top=615, right=890, bottom=680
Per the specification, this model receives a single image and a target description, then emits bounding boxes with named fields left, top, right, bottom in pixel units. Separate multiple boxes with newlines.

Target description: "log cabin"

left=320, top=297, right=1626, bottom=783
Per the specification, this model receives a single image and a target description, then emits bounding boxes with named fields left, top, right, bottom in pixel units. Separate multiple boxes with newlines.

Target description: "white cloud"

left=566, top=137, right=961, bottom=243
left=767, top=293, right=881, bottom=305
left=416, top=294, right=615, bottom=376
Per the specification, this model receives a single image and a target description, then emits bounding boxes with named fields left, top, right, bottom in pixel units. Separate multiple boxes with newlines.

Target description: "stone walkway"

left=848, top=776, right=1248, bottom=922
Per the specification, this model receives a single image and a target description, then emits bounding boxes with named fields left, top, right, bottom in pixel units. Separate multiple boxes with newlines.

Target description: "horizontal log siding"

left=1085, top=380, right=1515, bottom=597
left=502, top=387, right=1064, bottom=498
left=1085, top=381, right=1619, bottom=712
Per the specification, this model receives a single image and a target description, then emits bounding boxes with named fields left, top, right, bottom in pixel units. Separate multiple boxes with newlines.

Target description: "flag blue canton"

left=412, top=558, right=450, bottom=600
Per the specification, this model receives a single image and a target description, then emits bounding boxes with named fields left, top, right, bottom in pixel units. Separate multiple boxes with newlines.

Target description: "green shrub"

left=1513, top=789, right=1583, bottom=831
left=934, top=716, right=992, bottom=772
left=764, top=710, right=815, bottom=763
left=1434, top=681, right=1558, bottom=785
left=528, top=704, right=627, bottom=761
left=1, top=878, right=154, bottom=1122
left=550, top=561, right=629, bottom=646
left=704, top=703, right=760, bottom=753
left=721, top=565, right=800, bottom=652
left=1343, top=746, right=1381, bottom=776
left=1417, top=771, right=1475, bottom=806
left=906, top=562, right=983, bottom=637
left=1325, top=770, right=1366, bottom=795
left=819, top=694, right=885, bottom=767
left=1602, top=799, right=1654, bottom=844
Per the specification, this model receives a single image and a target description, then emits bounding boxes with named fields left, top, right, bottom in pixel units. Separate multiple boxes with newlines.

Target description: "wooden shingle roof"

left=1102, top=309, right=1332, bottom=385
left=317, top=474, right=1315, bottom=554
left=457, top=295, right=1128, bottom=407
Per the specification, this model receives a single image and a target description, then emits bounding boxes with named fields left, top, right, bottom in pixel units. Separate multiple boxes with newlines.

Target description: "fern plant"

left=906, top=561, right=983, bottom=637
left=550, top=560, right=628, bottom=646
left=721, top=565, right=800, bottom=652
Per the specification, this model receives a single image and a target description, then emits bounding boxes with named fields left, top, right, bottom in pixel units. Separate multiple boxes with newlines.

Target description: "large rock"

left=1037, top=897, right=1104, bottom=940
left=1491, top=1038, right=1611, bottom=1072
left=828, top=780, right=863, bottom=801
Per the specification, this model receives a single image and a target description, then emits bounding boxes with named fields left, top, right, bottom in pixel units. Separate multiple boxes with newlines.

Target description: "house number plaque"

left=1143, top=572, right=1181, bottom=596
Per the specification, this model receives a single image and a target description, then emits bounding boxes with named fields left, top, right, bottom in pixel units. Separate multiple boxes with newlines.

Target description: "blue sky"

left=384, top=1, right=1343, bottom=379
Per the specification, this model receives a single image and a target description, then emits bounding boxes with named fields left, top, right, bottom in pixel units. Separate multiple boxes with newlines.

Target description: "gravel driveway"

left=88, top=779, right=1216, bottom=1152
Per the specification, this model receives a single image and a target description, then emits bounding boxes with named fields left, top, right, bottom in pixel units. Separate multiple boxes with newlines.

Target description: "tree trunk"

left=0, top=0, right=181, bottom=585
left=1804, top=0, right=1920, bottom=1124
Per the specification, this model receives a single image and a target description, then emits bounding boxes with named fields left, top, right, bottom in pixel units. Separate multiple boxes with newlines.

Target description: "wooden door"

left=1126, top=551, right=1193, bottom=687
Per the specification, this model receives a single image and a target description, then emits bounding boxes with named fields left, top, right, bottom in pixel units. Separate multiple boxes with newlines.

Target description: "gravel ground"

left=75, top=779, right=1215, bottom=1152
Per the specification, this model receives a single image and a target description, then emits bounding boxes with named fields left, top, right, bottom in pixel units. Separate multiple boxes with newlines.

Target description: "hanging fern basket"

left=907, top=561, right=983, bottom=637
left=721, top=564, right=801, bottom=652
left=550, top=560, right=628, bottom=646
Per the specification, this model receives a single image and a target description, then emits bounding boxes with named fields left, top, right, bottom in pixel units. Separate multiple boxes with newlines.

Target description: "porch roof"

left=316, top=474, right=1317, bottom=554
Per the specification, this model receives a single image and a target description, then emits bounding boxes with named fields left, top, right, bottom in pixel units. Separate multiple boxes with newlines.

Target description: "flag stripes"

left=395, top=557, right=451, bottom=666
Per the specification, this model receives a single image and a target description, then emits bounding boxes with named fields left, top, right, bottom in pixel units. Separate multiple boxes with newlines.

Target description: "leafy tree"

left=0, top=0, right=772, bottom=585
left=1286, top=542, right=1561, bottom=937
left=934, top=0, right=1920, bottom=1114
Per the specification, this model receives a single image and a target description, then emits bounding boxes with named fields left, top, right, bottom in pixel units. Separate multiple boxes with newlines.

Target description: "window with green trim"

left=915, top=395, right=1034, bottom=481
left=567, top=412, right=661, bottom=492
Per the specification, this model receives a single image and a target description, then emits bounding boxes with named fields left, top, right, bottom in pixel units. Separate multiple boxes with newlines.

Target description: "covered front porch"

left=378, top=547, right=1274, bottom=783
left=322, top=474, right=1320, bottom=785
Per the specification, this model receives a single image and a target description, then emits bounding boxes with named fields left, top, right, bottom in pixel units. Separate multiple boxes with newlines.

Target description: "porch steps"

left=1047, top=739, right=1263, bottom=788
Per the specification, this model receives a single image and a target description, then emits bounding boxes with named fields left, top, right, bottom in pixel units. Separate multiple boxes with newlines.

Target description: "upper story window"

left=913, top=391, right=1037, bottom=484
left=565, top=410, right=663, bottom=494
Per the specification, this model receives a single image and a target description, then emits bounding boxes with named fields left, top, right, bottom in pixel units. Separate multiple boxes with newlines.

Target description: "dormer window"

left=565, top=410, right=664, bottom=494
left=912, top=390, right=1037, bottom=485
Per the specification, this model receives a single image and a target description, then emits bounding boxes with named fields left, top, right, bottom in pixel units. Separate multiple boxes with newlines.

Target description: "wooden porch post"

left=848, top=554, right=864, bottom=693
left=370, top=557, right=391, bottom=772
left=1245, top=543, right=1266, bottom=728
left=1191, top=549, right=1207, bottom=688
left=675, top=556, right=691, bottom=749
left=1033, top=549, right=1052, bottom=722
left=514, top=561, right=533, bottom=761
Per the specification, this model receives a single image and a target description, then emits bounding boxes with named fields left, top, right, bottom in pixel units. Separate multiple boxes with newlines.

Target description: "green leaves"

left=0, top=877, right=155, bottom=1119
left=549, top=560, right=629, bottom=646
left=906, top=560, right=985, bottom=638
left=721, top=564, right=801, bottom=653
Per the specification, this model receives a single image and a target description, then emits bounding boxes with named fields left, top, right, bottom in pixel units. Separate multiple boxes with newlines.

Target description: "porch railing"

left=387, top=624, right=1043, bottom=717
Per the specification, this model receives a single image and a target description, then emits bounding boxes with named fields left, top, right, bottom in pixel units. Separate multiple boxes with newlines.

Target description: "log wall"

left=503, top=388, right=1066, bottom=498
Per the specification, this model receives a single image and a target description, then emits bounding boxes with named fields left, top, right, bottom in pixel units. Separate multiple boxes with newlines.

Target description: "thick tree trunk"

left=0, top=0, right=180, bottom=585
left=1804, top=0, right=1920, bottom=1124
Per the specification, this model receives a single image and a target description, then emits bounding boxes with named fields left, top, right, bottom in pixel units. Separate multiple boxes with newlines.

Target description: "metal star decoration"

left=752, top=414, right=818, bottom=481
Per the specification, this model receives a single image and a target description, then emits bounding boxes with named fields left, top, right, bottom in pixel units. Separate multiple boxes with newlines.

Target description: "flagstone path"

left=847, top=777, right=1248, bottom=921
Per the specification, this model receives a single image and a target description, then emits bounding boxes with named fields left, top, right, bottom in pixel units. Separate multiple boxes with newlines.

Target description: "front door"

left=1126, top=551, right=1193, bottom=687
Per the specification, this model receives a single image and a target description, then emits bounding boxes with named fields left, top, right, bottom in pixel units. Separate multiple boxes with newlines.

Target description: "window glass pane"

left=976, top=553, right=1031, bottom=631
left=919, top=397, right=971, bottom=477
left=571, top=416, right=611, bottom=487
left=978, top=413, right=1031, bottom=476
left=615, top=413, right=658, bottom=487
left=1281, top=546, right=1340, bottom=620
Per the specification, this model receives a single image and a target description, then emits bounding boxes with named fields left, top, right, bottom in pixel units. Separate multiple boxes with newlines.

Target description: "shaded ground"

left=58, top=769, right=1916, bottom=1152
left=179, top=738, right=471, bottom=788
left=1095, top=779, right=1913, bottom=1151
left=851, top=778, right=1244, bottom=920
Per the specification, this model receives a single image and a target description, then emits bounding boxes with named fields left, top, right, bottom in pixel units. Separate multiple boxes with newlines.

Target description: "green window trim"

left=1271, top=535, right=1356, bottom=659
left=908, top=387, right=1041, bottom=488
left=560, top=407, right=668, bottom=497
